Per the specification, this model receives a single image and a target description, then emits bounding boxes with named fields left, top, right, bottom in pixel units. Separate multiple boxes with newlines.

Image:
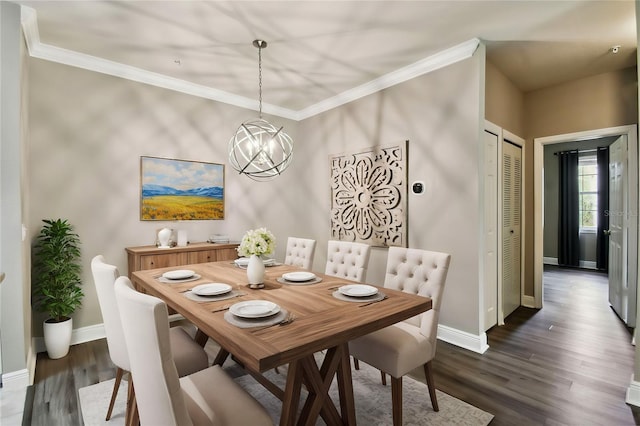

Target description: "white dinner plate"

left=162, top=269, right=195, bottom=280
left=339, top=284, right=379, bottom=297
left=282, top=271, right=317, bottom=282
left=234, top=258, right=276, bottom=267
left=233, top=258, right=248, bottom=267
left=191, top=283, right=232, bottom=296
left=229, top=300, right=280, bottom=318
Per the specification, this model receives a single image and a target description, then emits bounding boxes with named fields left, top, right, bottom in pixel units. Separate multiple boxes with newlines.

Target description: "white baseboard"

left=34, top=323, right=106, bottom=354
left=2, top=345, right=37, bottom=389
left=437, top=324, right=489, bottom=354
left=33, top=320, right=488, bottom=362
left=1, top=368, right=30, bottom=390
left=33, top=315, right=186, bottom=354
left=522, top=295, right=536, bottom=308
left=543, top=256, right=598, bottom=270
left=626, top=374, right=640, bottom=407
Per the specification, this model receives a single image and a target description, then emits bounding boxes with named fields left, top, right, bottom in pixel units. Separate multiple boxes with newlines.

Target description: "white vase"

left=247, top=254, right=265, bottom=287
left=158, top=227, right=172, bottom=248
left=43, top=317, right=73, bottom=359
left=177, top=229, right=188, bottom=247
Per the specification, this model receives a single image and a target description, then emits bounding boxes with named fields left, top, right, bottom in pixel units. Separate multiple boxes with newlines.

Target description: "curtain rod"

left=553, top=146, right=608, bottom=156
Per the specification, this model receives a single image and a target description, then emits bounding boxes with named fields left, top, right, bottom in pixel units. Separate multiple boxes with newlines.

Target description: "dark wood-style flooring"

left=23, top=266, right=640, bottom=425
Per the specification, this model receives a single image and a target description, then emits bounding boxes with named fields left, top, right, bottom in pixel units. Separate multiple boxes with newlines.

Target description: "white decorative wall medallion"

left=329, top=141, right=407, bottom=247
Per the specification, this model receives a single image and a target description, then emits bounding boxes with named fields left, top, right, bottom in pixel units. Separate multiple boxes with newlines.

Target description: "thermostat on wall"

left=412, top=181, right=425, bottom=195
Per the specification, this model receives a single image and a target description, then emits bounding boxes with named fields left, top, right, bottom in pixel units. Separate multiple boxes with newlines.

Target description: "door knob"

left=604, top=229, right=611, bottom=236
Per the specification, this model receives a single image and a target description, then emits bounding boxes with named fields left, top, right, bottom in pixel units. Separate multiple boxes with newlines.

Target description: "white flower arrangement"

left=237, top=227, right=276, bottom=257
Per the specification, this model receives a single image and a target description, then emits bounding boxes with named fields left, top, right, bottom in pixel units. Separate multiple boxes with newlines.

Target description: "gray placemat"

left=183, top=289, right=246, bottom=303
left=224, top=308, right=289, bottom=328
left=276, top=277, right=323, bottom=286
left=157, top=274, right=201, bottom=284
left=332, top=290, right=386, bottom=303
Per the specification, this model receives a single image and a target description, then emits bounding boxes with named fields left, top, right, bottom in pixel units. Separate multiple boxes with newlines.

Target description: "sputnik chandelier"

left=228, top=40, right=293, bottom=181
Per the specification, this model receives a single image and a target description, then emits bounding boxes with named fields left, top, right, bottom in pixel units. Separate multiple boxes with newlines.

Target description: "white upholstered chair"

left=324, top=240, right=371, bottom=282
left=283, top=237, right=316, bottom=270
left=348, top=247, right=451, bottom=426
left=91, top=255, right=209, bottom=422
left=114, top=276, right=273, bottom=426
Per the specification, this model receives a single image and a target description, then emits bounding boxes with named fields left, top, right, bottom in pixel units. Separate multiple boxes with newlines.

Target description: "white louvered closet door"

left=502, top=141, right=522, bottom=319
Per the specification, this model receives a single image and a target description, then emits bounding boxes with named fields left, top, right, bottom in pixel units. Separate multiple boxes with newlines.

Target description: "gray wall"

left=25, top=43, right=484, bottom=338
left=0, top=1, right=30, bottom=384
left=298, top=50, right=484, bottom=335
left=543, top=137, right=617, bottom=264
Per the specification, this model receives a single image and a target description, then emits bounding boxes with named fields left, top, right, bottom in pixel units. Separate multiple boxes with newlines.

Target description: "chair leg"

left=125, top=376, right=140, bottom=426
left=423, top=361, right=439, bottom=411
left=381, top=370, right=387, bottom=386
left=194, top=328, right=209, bottom=347
left=390, top=376, right=403, bottom=426
left=354, top=358, right=360, bottom=370
left=106, top=367, right=124, bottom=420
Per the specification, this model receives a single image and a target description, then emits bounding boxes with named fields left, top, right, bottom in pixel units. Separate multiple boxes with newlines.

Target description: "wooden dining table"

left=131, top=259, right=432, bottom=426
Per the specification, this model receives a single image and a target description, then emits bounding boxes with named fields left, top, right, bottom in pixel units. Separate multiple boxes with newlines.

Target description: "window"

left=578, top=153, right=598, bottom=232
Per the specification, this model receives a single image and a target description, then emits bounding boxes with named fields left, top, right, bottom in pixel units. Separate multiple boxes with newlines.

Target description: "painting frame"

left=329, top=141, right=408, bottom=248
left=140, top=156, right=225, bottom=221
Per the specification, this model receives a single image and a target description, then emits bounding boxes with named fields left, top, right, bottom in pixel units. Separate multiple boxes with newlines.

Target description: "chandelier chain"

left=258, top=43, right=263, bottom=118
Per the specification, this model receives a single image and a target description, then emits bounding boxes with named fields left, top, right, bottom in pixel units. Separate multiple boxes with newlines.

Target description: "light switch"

left=412, top=181, right=425, bottom=195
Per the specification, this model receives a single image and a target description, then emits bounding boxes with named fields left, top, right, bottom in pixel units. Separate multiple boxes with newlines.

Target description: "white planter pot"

left=43, top=317, right=73, bottom=359
left=247, top=254, right=266, bottom=288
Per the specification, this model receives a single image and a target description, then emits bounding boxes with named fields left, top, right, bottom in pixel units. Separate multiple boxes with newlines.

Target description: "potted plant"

left=32, top=218, right=83, bottom=359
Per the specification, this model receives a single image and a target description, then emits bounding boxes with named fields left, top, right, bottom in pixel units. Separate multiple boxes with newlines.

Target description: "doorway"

left=534, top=125, right=638, bottom=328
left=483, top=122, right=525, bottom=330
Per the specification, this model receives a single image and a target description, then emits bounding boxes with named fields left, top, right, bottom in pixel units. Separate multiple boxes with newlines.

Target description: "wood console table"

left=125, top=242, right=239, bottom=277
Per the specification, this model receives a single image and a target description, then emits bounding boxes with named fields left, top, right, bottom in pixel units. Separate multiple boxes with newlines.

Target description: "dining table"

left=131, top=259, right=432, bottom=426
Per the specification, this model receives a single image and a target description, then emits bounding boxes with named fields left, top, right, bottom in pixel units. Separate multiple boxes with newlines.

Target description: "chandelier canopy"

left=229, top=40, right=293, bottom=181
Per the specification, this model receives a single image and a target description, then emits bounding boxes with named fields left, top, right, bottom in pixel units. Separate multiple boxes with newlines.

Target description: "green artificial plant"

left=32, top=219, right=83, bottom=322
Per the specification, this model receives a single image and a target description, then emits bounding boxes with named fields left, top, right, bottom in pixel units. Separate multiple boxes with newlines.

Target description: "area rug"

left=79, top=362, right=493, bottom=425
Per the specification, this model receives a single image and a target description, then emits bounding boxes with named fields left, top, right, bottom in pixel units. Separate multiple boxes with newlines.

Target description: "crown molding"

left=21, top=6, right=479, bottom=122
left=20, top=6, right=300, bottom=121
left=296, top=38, right=480, bottom=120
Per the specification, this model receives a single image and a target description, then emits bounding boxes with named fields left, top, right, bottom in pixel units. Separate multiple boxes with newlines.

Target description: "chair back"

left=284, top=237, right=316, bottom=270
left=114, top=276, right=193, bottom=426
left=384, top=247, right=451, bottom=343
left=90, top=255, right=129, bottom=371
left=324, top=240, right=371, bottom=282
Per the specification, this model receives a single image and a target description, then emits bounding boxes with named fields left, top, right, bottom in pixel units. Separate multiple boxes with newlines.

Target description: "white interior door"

left=609, top=135, right=629, bottom=322
left=483, top=129, right=498, bottom=331
left=502, top=141, right=522, bottom=319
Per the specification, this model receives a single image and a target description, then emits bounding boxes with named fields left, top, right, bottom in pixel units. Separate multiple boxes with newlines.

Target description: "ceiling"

left=14, top=1, right=638, bottom=119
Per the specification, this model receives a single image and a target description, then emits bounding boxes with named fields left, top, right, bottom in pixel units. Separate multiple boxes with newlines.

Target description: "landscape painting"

left=140, top=156, right=224, bottom=220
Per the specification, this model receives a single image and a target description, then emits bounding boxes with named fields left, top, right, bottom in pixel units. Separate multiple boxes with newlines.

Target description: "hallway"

left=431, top=265, right=639, bottom=425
